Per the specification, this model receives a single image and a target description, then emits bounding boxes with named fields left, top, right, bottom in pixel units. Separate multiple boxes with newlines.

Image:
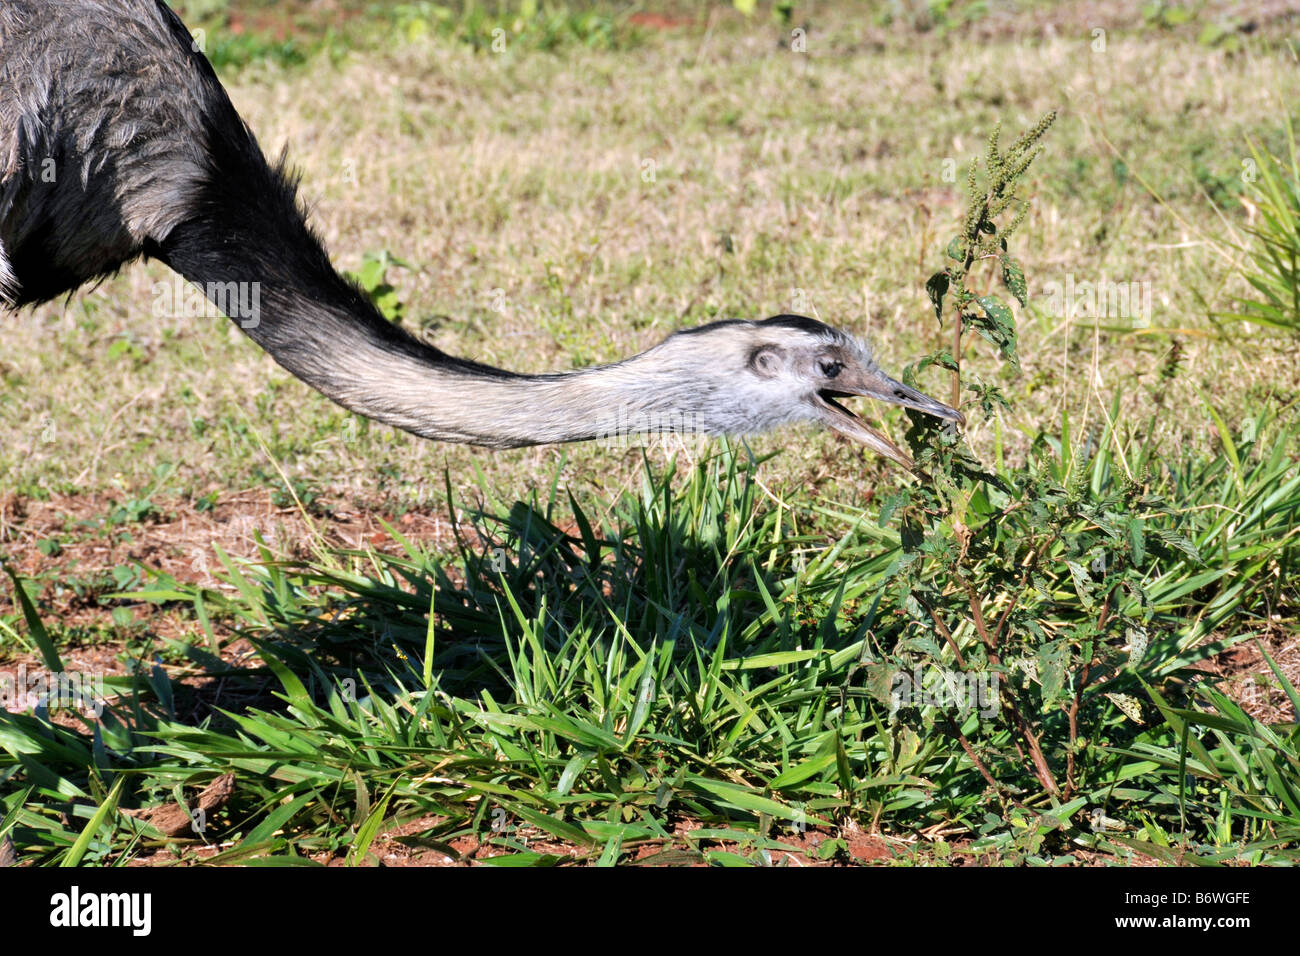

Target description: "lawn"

left=0, top=0, right=1297, bottom=867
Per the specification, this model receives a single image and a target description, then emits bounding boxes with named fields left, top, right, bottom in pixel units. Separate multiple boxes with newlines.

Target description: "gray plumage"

left=1, top=0, right=962, bottom=468
left=1, top=1, right=210, bottom=297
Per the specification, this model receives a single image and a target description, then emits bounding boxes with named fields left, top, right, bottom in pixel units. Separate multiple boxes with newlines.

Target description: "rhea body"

left=0, top=0, right=962, bottom=468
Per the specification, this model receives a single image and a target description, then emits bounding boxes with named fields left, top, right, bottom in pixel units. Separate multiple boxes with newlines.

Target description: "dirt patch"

left=0, top=488, right=462, bottom=597
left=0, top=489, right=474, bottom=722
left=119, top=810, right=1174, bottom=867
left=628, top=12, right=697, bottom=32
left=1194, top=625, right=1300, bottom=725
left=207, top=0, right=371, bottom=43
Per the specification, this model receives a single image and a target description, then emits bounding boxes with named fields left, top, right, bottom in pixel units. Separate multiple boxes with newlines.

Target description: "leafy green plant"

left=204, top=33, right=310, bottom=73
left=1228, top=118, right=1300, bottom=334
left=1142, top=2, right=1194, bottom=29
left=873, top=113, right=1239, bottom=808
left=106, top=497, right=161, bottom=526
left=922, top=114, right=1053, bottom=407
left=345, top=250, right=413, bottom=325
left=393, top=2, right=623, bottom=53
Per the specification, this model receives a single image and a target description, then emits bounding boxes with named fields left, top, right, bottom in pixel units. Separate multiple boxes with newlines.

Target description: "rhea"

left=0, top=0, right=962, bottom=469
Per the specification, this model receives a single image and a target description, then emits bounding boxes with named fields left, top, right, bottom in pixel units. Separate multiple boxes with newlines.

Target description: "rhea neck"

left=156, top=190, right=720, bottom=449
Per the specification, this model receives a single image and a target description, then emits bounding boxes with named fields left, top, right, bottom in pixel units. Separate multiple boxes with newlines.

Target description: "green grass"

left=2, top=424, right=1297, bottom=865
left=172, top=0, right=641, bottom=72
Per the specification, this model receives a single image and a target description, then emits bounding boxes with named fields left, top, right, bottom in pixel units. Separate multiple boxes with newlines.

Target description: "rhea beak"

left=814, top=367, right=965, bottom=472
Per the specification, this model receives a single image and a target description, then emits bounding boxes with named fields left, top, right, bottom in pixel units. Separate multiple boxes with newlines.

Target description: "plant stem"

left=964, top=578, right=1061, bottom=796
left=1065, top=590, right=1113, bottom=798
left=951, top=308, right=962, bottom=411
left=942, top=715, right=1024, bottom=807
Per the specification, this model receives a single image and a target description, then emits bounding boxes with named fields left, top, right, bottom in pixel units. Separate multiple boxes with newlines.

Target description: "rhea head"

left=587, top=315, right=964, bottom=468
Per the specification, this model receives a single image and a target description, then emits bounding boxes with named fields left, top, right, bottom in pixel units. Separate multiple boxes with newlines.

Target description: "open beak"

left=814, top=367, right=964, bottom=471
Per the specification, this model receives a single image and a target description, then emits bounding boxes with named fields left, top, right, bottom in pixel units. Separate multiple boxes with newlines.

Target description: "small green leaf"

left=925, top=271, right=950, bottom=322
left=1066, top=560, right=1096, bottom=611
left=976, top=294, right=1014, bottom=330
left=1104, top=692, right=1145, bottom=724
left=769, top=751, right=838, bottom=789
left=878, top=490, right=911, bottom=528
left=1001, top=255, right=1028, bottom=306
left=1037, top=640, right=1068, bottom=705
left=973, top=295, right=1020, bottom=368
left=911, top=349, right=958, bottom=377
left=1127, top=518, right=1146, bottom=568
left=1152, top=527, right=1200, bottom=563
left=817, top=837, right=846, bottom=861
left=347, top=785, right=395, bottom=867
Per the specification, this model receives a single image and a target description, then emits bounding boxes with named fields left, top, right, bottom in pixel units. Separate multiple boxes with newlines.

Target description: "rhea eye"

left=820, top=360, right=843, bottom=379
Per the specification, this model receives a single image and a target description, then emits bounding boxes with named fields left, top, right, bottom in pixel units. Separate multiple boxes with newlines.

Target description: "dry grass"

left=2, top=1, right=1298, bottom=519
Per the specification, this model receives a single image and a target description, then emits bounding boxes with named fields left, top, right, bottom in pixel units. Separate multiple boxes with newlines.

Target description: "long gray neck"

left=151, top=95, right=737, bottom=451
left=158, top=214, right=715, bottom=448
left=262, top=295, right=708, bottom=448
left=341, top=354, right=710, bottom=448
